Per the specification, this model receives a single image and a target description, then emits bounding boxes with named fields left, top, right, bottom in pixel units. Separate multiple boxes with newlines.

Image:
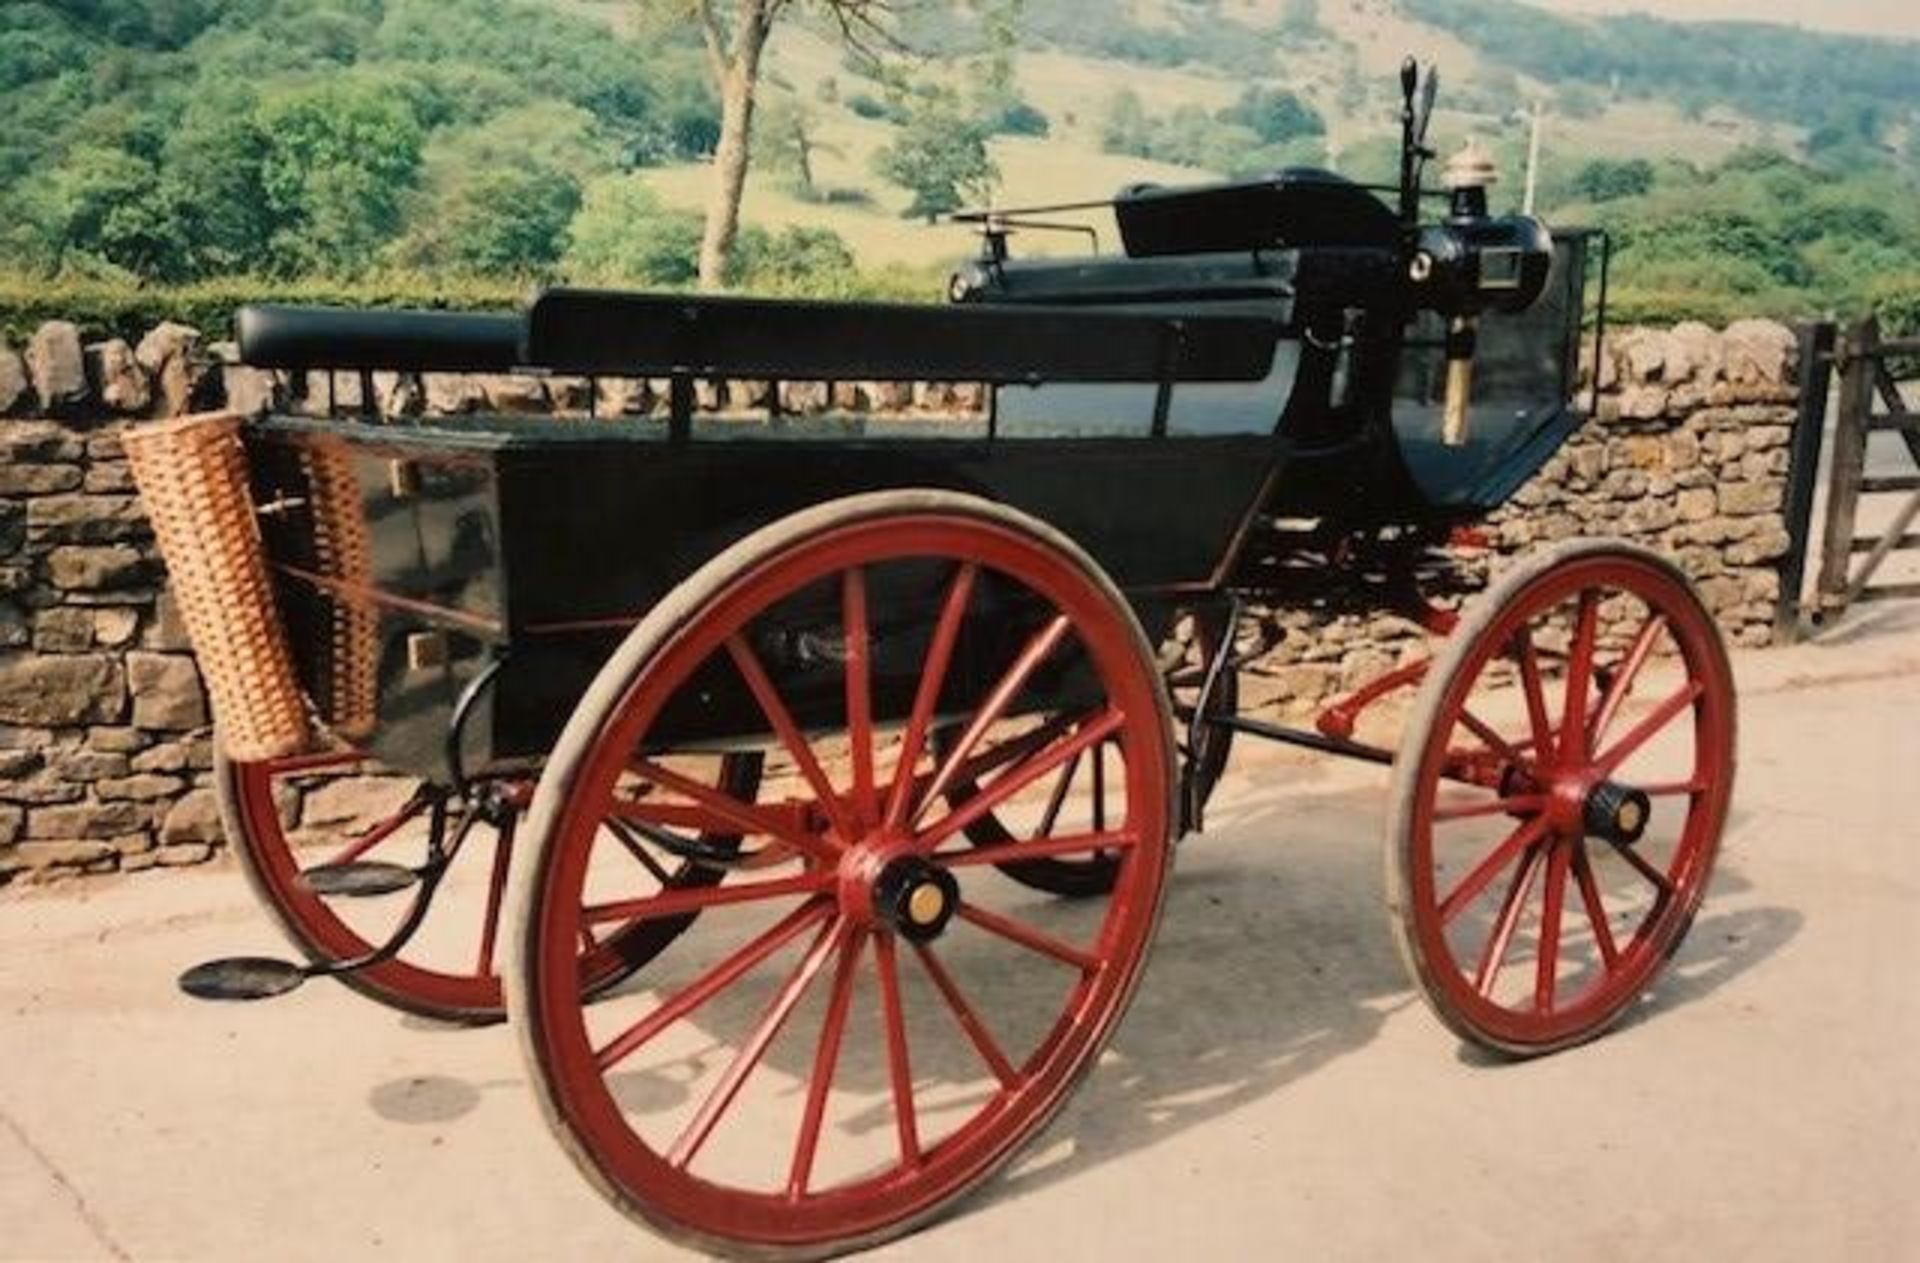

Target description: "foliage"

left=1401, top=0, right=1920, bottom=148
left=1571, top=158, right=1656, bottom=204
left=728, top=225, right=857, bottom=288
left=0, top=0, right=716, bottom=283
left=872, top=101, right=998, bottom=222
left=1103, top=90, right=1328, bottom=178
left=562, top=176, right=704, bottom=286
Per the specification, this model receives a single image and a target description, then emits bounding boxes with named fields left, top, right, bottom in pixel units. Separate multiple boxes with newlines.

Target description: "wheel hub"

left=1584, top=780, right=1652, bottom=846
left=871, top=856, right=959, bottom=943
left=838, top=840, right=961, bottom=942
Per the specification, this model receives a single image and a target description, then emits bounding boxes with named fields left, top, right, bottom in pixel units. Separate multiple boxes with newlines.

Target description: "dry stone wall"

left=0, top=316, right=1803, bottom=885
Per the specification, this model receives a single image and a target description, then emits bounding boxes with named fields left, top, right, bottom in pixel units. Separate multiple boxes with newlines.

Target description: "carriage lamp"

left=1408, top=140, right=1556, bottom=447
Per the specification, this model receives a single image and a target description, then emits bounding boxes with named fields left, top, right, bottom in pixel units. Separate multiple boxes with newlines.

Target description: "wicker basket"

left=295, top=437, right=378, bottom=741
left=124, top=412, right=311, bottom=761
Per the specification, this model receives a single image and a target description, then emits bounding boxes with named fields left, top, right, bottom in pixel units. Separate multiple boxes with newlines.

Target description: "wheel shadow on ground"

left=359, top=780, right=1799, bottom=1210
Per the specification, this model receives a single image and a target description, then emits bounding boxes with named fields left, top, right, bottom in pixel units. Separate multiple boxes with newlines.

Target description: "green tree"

left=257, top=80, right=425, bottom=275
left=1571, top=158, right=1655, bottom=203
left=1217, top=85, right=1325, bottom=145
left=872, top=100, right=997, bottom=222
left=564, top=174, right=704, bottom=284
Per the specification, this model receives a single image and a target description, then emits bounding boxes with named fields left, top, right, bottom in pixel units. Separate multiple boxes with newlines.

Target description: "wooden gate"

left=1776, top=317, right=1920, bottom=640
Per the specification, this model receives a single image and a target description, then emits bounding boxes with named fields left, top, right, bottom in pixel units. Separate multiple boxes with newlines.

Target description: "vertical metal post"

left=669, top=373, right=694, bottom=444
left=1813, top=317, right=1879, bottom=623
left=1774, top=322, right=1835, bottom=643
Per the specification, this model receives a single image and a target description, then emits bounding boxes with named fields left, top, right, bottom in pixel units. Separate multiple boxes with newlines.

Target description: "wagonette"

left=129, top=62, right=1733, bottom=1259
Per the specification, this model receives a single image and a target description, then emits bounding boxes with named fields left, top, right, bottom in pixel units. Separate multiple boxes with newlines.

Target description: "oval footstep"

left=179, top=956, right=308, bottom=1002
left=300, top=861, right=419, bottom=898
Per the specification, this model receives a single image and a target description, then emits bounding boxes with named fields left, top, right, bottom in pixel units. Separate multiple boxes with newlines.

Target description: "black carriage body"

left=238, top=170, right=1595, bottom=779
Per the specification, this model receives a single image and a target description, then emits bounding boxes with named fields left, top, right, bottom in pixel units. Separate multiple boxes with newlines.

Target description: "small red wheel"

left=1386, top=539, right=1737, bottom=1056
left=938, top=607, right=1234, bottom=898
left=219, top=745, right=759, bottom=1023
left=508, top=491, right=1175, bottom=1257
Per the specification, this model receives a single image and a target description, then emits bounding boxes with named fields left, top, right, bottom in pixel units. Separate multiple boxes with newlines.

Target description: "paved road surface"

left=4, top=625, right=1917, bottom=1262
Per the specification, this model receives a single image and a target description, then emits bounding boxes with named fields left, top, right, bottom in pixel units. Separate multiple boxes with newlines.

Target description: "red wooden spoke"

left=578, top=925, right=600, bottom=953
left=873, top=933, right=921, bottom=1169
left=916, top=614, right=1072, bottom=825
left=1589, top=613, right=1667, bottom=751
left=787, top=927, right=867, bottom=1200
left=1432, top=794, right=1547, bottom=823
left=1512, top=628, right=1557, bottom=766
left=1599, top=834, right=1676, bottom=901
left=1561, top=591, right=1600, bottom=763
left=913, top=942, right=1019, bottom=1088
left=1474, top=843, right=1545, bottom=998
left=956, top=902, right=1100, bottom=973
left=727, top=634, right=857, bottom=844
left=328, top=794, right=430, bottom=867
left=668, top=917, right=845, bottom=1171
left=1456, top=707, right=1525, bottom=765
left=936, top=829, right=1137, bottom=870
left=583, top=870, right=835, bottom=928
left=595, top=900, right=831, bottom=1073
left=475, top=815, right=515, bottom=977
left=842, top=568, right=879, bottom=830
left=915, top=709, right=1125, bottom=852
left=1592, top=680, right=1705, bottom=781
left=922, top=710, right=1082, bottom=806
left=883, top=563, right=979, bottom=830
left=1534, top=840, right=1572, bottom=1013
left=631, top=757, right=838, bottom=867
left=604, top=819, right=675, bottom=886
left=1439, top=815, right=1550, bottom=925
left=1571, top=842, right=1619, bottom=968
left=1034, top=750, right=1082, bottom=840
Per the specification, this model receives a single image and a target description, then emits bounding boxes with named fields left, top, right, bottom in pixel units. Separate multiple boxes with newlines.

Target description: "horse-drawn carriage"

left=131, top=65, right=1734, bottom=1258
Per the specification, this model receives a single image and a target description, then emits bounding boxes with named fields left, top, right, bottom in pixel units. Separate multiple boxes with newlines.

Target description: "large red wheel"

left=219, top=745, right=759, bottom=1023
left=507, top=491, right=1175, bottom=1257
left=1386, top=540, right=1737, bottom=1056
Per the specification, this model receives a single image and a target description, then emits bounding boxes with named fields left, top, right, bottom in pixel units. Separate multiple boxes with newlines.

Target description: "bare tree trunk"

left=696, top=3, right=774, bottom=291
left=698, top=66, right=758, bottom=289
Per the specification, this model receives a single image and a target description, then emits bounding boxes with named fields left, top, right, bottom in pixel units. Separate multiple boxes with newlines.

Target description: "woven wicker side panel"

left=124, top=412, right=311, bottom=761
left=299, top=439, right=378, bottom=740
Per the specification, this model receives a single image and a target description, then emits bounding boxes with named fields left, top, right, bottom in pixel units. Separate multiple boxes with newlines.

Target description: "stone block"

left=159, top=788, right=223, bottom=845
left=127, top=652, right=208, bottom=730
left=1727, top=527, right=1790, bottom=566
left=221, top=364, right=280, bottom=417
left=46, top=545, right=151, bottom=591
left=144, top=590, right=193, bottom=651
left=93, top=608, right=139, bottom=647
left=0, top=342, right=27, bottom=414
left=0, top=804, right=20, bottom=845
left=0, top=420, right=85, bottom=463
left=54, top=750, right=129, bottom=782
left=0, top=653, right=125, bottom=725
left=33, top=607, right=95, bottom=652
left=12, top=839, right=117, bottom=869
left=95, top=773, right=185, bottom=801
left=87, top=339, right=151, bottom=413
left=300, top=776, right=416, bottom=828
left=87, top=726, right=148, bottom=753
left=1722, top=319, right=1795, bottom=386
left=1717, top=481, right=1784, bottom=517
left=130, top=740, right=188, bottom=773
left=27, top=800, right=146, bottom=839
left=135, top=322, right=209, bottom=418
left=83, top=462, right=137, bottom=493
left=26, top=494, right=151, bottom=544
left=0, top=463, right=83, bottom=496
left=27, top=322, right=87, bottom=408
left=0, top=603, right=25, bottom=649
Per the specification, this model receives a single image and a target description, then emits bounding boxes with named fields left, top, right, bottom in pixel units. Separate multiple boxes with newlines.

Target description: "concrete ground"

left=4, top=612, right=1918, bottom=1263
